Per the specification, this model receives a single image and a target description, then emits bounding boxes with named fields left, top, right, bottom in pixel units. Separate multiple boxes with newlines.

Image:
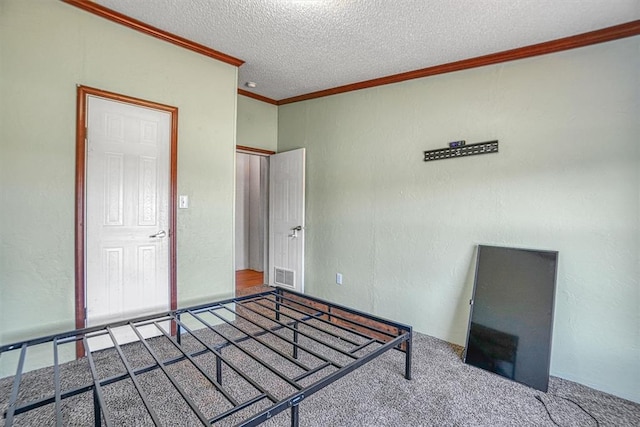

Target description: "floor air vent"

left=274, top=267, right=295, bottom=288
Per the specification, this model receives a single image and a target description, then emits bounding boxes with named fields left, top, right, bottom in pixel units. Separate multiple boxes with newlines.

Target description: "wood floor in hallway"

left=235, top=269, right=269, bottom=296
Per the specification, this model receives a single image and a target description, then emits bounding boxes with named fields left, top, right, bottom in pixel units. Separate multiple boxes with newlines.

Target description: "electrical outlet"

left=336, top=273, right=343, bottom=285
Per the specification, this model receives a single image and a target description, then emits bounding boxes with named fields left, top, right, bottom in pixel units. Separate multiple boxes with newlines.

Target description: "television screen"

left=464, top=245, right=558, bottom=392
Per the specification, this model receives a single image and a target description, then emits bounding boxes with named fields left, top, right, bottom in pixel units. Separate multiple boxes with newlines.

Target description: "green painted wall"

left=0, top=0, right=237, bottom=373
left=237, top=94, right=278, bottom=152
left=278, top=37, right=639, bottom=402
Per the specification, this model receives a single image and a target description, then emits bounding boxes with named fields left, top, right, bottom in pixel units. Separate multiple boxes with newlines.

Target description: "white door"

left=85, top=95, right=171, bottom=350
left=268, top=148, right=305, bottom=292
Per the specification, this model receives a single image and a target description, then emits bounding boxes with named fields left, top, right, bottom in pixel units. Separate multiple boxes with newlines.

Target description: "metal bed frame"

left=1, top=287, right=412, bottom=426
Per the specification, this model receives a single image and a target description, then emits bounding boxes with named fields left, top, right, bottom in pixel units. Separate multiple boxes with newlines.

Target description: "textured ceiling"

left=94, top=0, right=639, bottom=101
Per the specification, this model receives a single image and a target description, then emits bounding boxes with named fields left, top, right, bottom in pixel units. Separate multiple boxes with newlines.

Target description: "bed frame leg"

left=93, top=388, right=101, bottom=426
left=216, top=354, right=223, bottom=385
left=293, top=321, right=299, bottom=359
left=290, top=404, right=299, bottom=427
left=275, top=294, right=282, bottom=322
left=404, top=332, right=412, bottom=380
left=176, top=314, right=182, bottom=346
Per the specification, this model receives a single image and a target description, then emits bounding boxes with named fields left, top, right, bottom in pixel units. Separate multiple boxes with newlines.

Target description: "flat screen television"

left=464, top=245, right=558, bottom=392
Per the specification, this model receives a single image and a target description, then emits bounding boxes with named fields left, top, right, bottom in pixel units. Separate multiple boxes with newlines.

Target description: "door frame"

left=235, top=145, right=275, bottom=288
left=75, top=85, right=178, bottom=356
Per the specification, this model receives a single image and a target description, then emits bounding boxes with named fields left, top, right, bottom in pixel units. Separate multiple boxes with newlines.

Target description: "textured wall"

left=278, top=38, right=639, bottom=402
left=237, top=95, right=278, bottom=152
left=235, top=95, right=277, bottom=274
left=0, top=1, right=237, bottom=374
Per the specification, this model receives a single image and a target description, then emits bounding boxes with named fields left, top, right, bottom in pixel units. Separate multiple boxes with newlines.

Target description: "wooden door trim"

left=236, top=145, right=276, bottom=156
left=75, top=85, right=178, bottom=357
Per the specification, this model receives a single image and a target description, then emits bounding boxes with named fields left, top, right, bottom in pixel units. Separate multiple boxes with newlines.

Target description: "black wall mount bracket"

left=424, top=140, right=498, bottom=162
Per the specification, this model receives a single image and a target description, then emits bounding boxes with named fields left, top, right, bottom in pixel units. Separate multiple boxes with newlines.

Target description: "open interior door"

left=268, top=148, right=305, bottom=292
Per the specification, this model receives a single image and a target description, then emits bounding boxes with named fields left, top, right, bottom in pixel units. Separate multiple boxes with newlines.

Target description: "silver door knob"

left=149, top=230, right=167, bottom=238
left=289, top=226, right=303, bottom=238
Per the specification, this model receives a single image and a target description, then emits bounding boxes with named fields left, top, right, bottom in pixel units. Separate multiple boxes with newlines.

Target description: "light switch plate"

left=179, top=195, right=189, bottom=209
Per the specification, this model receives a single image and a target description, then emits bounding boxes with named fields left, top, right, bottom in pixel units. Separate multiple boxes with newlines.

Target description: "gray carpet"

left=1, top=313, right=638, bottom=426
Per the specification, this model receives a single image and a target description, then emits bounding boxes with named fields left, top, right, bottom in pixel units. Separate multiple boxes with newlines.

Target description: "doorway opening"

left=235, top=146, right=306, bottom=295
left=235, top=146, right=273, bottom=296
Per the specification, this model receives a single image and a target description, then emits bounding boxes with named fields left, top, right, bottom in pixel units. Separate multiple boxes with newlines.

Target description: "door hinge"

left=84, top=307, right=87, bottom=319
